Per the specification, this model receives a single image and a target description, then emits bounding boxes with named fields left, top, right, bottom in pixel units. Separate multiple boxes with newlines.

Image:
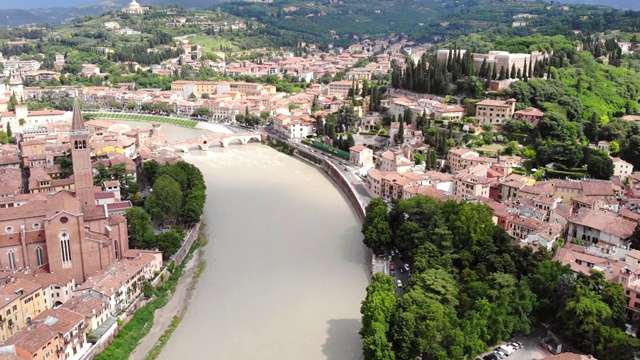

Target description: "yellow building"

left=0, top=277, right=46, bottom=343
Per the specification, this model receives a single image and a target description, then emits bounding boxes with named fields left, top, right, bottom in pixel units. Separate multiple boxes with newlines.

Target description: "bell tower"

left=70, top=99, right=95, bottom=206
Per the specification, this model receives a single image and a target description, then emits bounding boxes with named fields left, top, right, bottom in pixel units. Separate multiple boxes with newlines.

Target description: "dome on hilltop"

left=128, top=0, right=141, bottom=8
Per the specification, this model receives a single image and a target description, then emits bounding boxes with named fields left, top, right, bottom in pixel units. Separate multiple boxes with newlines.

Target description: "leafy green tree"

left=142, top=160, right=160, bottom=186
left=192, top=107, right=212, bottom=118
left=621, top=135, right=640, bottom=169
left=503, top=141, right=521, bottom=156
left=54, top=156, right=73, bottom=178
left=587, top=152, right=614, bottom=179
left=145, top=175, right=183, bottom=220
left=360, top=273, right=397, bottom=360
left=362, top=198, right=392, bottom=255
left=629, top=223, right=640, bottom=250
left=346, top=133, right=356, bottom=149
left=153, top=228, right=185, bottom=260
left=125, top=207, right=154, bottom=249
left=180, top=189, right=205, bottom=224
left=413, top=153, right=424, bottom=165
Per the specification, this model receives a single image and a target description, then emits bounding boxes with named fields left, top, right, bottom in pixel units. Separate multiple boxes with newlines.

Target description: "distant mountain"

left=0, top=2, right=125, bottom=27
left=0, top=0, right=224, bottom=27
left=532, top=0, right=640, bottom=10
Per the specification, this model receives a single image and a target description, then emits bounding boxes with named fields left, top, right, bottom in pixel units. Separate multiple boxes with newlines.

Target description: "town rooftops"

left=476, top=98, right=516, bottom=106
left=4, top=308, right=83, bottom=353
left=514, top=107, right=544, bottom=116
left=349, top=145, right=368, bottom=153
left=570, top=208, right=636, bottom=239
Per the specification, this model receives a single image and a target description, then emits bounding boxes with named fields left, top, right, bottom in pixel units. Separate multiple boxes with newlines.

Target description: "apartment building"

left=0, top=277, right=46, bottom=342
left=567, top=208, right=636, bottom=249
left=612, top=157, right=634, bottom=180
left=379, top=151, right=413, bottom=173
left=349, top=146, right=374, bottom=167
left=475, top=98, right=517, bottom=124
left=326, top=81, right=356, bottom=97
left=5, top=308, right=87, bottom=360
left=453, top=173, right=491, bottom=199
left=514, top=107, right=545, bottom=126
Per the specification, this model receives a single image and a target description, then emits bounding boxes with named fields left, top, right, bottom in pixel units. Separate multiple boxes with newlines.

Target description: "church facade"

left=0, top=100, right=129, bottom=284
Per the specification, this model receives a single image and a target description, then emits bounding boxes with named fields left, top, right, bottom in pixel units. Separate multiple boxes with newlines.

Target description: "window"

left=60, top=231, right=72, bottom=268
left=36, top=247, right=44, bottom=267
left=5, top=226, right=13, bottom=233
left=33, top=223, right=40, bottom=230
left=7, top=252, right=16, bottom=270
left=114, top=240, right=120, bottom=260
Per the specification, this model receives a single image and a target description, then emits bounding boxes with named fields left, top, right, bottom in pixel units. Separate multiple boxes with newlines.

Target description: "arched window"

left=60, top=231, right=72, bottom=268
left=114, top=240, right=120, bottom=260
left=7, top=251, right=16, bottom=270
left=35, top=247, right=44, bottom=267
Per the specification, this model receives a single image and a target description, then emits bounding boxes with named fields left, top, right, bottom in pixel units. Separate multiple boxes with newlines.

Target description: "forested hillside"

left=361, top=197, right=639, bottom=360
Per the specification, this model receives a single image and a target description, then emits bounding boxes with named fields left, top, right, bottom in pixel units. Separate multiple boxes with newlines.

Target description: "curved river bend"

left=121, top=122, right=369, bottom=359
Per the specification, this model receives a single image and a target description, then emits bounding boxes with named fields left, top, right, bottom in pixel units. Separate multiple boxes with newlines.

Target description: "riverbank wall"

left=267, top=136, right=366, bottom=222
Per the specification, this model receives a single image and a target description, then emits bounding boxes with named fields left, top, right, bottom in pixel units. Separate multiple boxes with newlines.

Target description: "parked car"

left=403, top=263, right=410, bottom=271
left=499, top=345, right=515, bottom=355
left=493, top=349, right=506, bottom=358
left=512, top=341, right=524, bottom=349
left=396, top=280, right=403, bottom=288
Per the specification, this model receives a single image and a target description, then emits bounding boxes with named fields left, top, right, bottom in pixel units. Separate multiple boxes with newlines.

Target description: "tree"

left=180, top=189, right=205, bottom=224
left=360, top=273, right=397, bottom=360
left=192, top=107, right=212, bottom=118
left=54, top=156, right=73, bottom=178
left=142, top=160, right=160, bottom=186
left=153, top=228, right=185, bottom=260
left=395, top=119, right=404, bottom=145
left=426, top=149, right=437, bottom=170
left=125, top=207, right=154, bottom=249
left=621, top=135, right=640, bottom=169
left=346, top=133, right=356, bottom=149
left=362, top=198, right=392, bottom=255
left=503, top=141, right=521, bottom=156
left=413, top=153, right=424, bottom=165
left=6, top=123, right=11, bottom=138
left=629, top=223, right=640, bottom=250
left=145, top=175, right=183, bottom=220
left=587, top=152, right=614, bottom=180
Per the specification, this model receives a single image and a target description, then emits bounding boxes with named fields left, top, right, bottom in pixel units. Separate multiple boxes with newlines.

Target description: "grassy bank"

left=94, top=234, right=205, bottom=360
left=89, top=112, right=198, bottom=128
left=144, top=315, right=183, bottom=360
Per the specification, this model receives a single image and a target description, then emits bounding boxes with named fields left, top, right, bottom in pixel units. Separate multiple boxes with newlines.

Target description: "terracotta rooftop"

left=570, top=209, right=636, bottom=239
left=4, top=308, right=83, bottom=354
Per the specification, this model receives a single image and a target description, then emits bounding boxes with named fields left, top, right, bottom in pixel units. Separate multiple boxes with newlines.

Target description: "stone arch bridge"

left=168, top=132, right=263, bottom=152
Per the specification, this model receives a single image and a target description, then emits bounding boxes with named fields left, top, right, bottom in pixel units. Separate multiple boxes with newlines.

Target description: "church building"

left=121, top=0, right=149, bottom=14
left=0, top=99, right=129, bottom=284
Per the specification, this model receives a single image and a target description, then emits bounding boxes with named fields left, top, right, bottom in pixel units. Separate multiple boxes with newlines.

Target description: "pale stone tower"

left=70, top=99, right=95, bottom=206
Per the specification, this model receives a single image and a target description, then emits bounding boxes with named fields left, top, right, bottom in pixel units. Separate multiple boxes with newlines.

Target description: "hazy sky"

left=0, top=0, right=121, bottom=9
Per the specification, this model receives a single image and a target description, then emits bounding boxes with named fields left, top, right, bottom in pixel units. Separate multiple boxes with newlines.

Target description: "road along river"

left=119, top=121, right=370, bottom=360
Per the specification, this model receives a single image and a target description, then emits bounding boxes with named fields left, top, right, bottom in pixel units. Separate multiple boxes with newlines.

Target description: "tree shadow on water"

left=322, top=318, right=364, bottom=360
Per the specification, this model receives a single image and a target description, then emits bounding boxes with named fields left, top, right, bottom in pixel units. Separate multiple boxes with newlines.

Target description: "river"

left=118, top=121, right=369, bottom=360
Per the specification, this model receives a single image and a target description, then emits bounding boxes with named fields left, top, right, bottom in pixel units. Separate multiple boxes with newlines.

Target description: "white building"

left=122, top=0, right=149, bottom=14
left=611, top=157, right=633, bottom=180
left=567, top=209, right=636, bottom=249
left=349, top=145, right=374, bottom=167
